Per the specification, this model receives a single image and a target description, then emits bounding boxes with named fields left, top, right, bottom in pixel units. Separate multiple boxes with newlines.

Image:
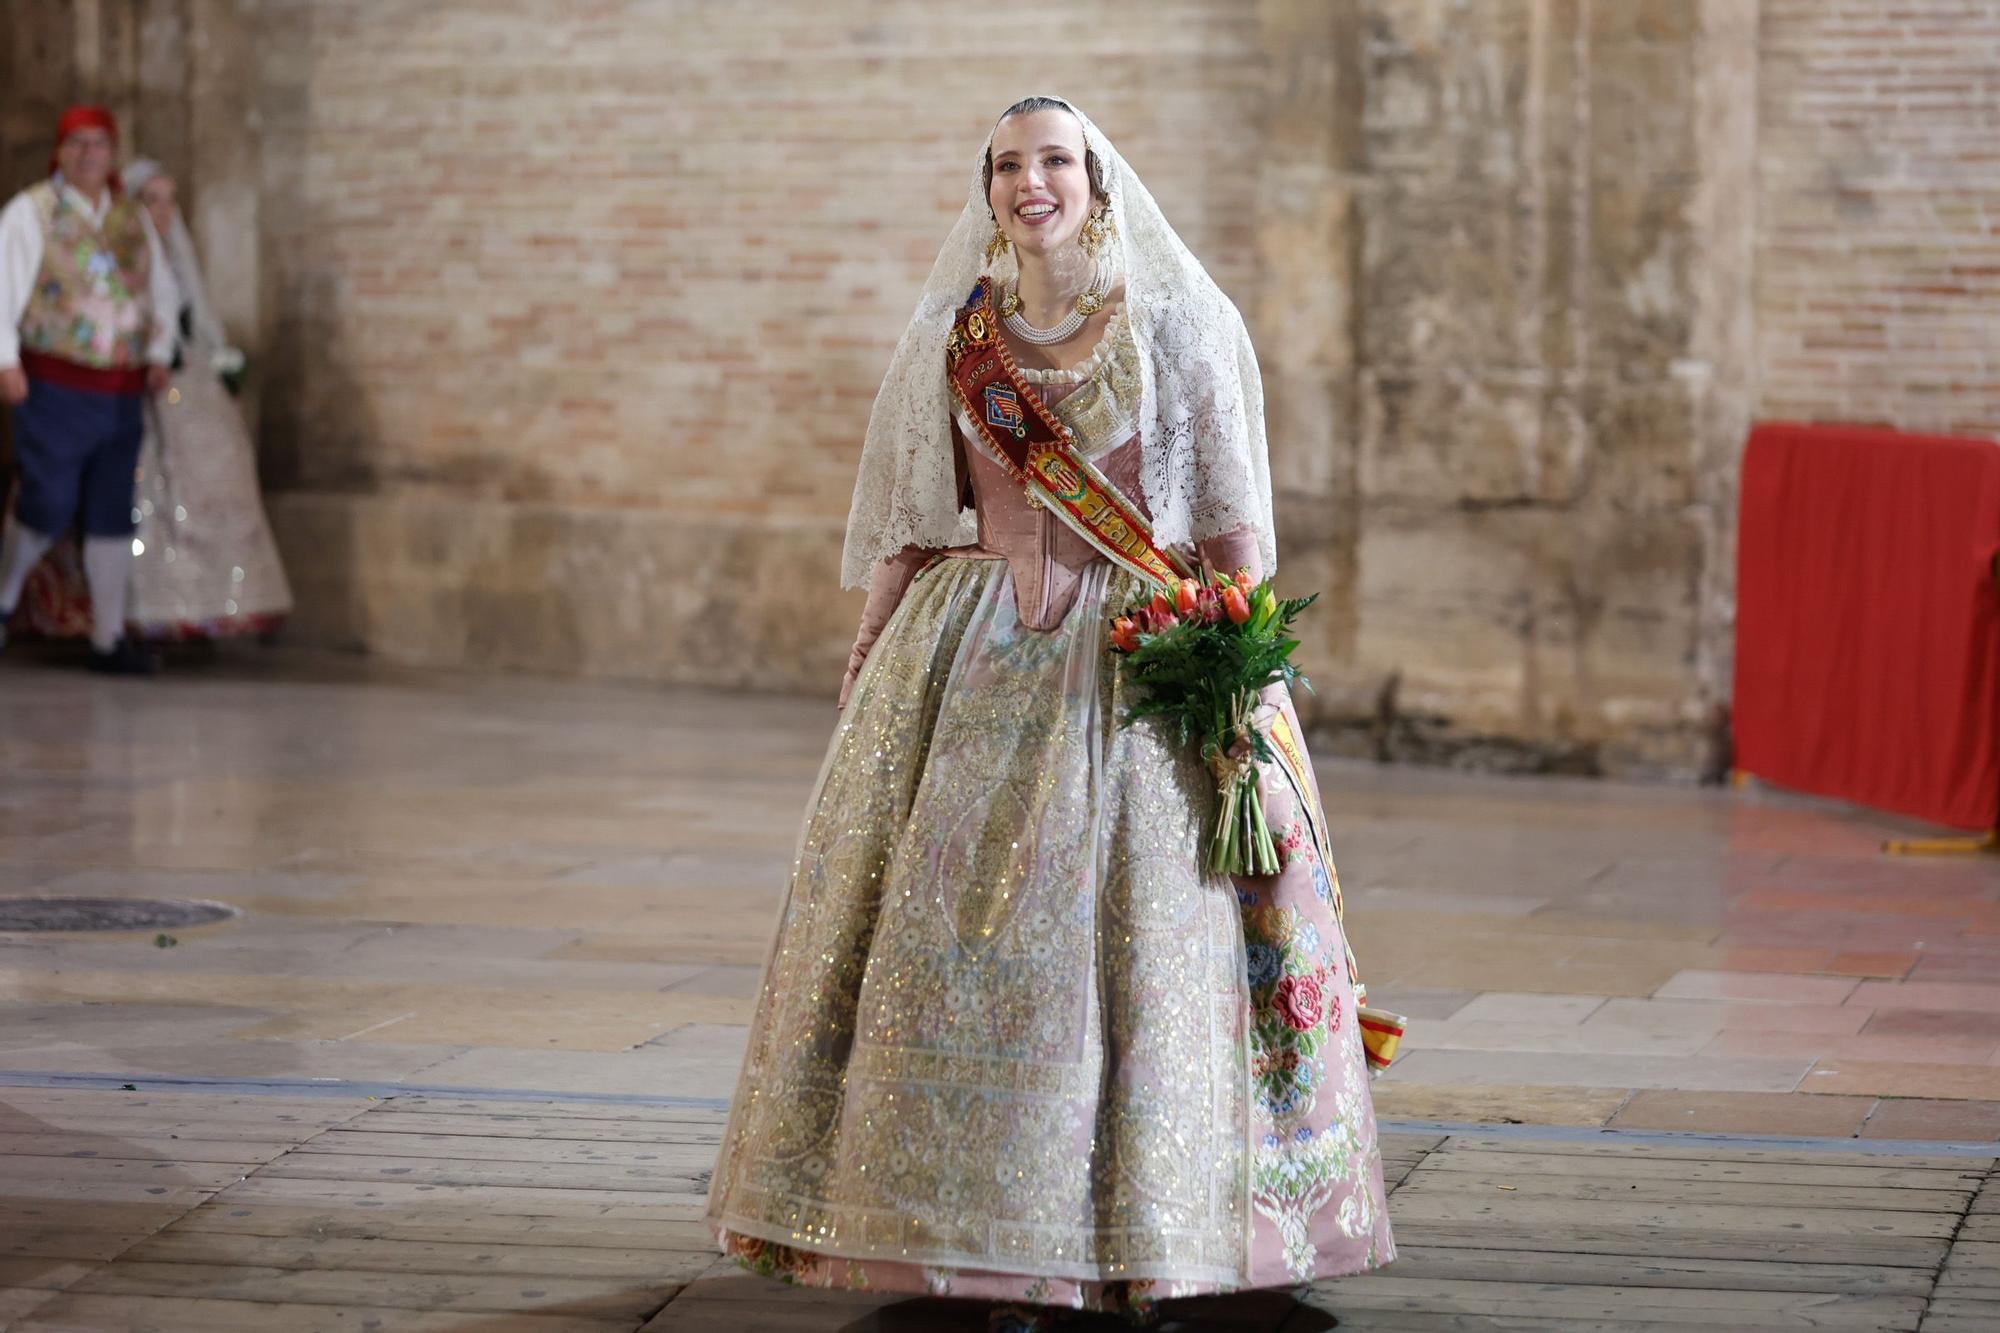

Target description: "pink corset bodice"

left=954, top=312, right=1148, bottom=630
left=961, top=432, right=1144, bottom=632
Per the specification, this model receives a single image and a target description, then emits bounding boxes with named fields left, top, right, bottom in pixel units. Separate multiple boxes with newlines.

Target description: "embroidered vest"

left=17, top=181, right=152, bottom=371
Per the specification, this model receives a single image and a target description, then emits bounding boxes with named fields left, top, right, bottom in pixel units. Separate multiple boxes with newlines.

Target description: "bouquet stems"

left=1204, top=698, right=1281, bottom=877
left=1206, top=769, right=1281, bottom=877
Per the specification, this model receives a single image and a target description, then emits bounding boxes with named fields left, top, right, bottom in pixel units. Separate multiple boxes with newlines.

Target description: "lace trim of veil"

left=839, top=98, right=1276, bottom=588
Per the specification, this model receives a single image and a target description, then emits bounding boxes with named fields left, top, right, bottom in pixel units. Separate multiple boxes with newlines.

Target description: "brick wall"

left=1758, top=0, right=2000, bottom=437
left=253, top=1, right=1263, bottom=513
left=241, top=0, right=1272, bottom=687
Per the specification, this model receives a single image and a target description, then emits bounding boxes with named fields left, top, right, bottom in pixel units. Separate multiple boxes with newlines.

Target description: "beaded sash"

left=947, top=277, right=1189, bottom=591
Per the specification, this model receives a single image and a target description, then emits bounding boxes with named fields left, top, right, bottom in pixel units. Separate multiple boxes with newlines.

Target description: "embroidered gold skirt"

left=706, top=557, right=1393, bottom=1310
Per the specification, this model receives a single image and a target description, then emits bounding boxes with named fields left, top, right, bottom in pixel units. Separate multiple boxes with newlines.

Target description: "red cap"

left=50, top=105, right=120, bottom=180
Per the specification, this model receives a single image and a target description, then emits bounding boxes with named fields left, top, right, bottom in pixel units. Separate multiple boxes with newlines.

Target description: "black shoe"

left=89, top=637, right=158, bottom=676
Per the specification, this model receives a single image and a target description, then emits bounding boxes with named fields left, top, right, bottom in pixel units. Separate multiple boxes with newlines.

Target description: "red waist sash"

left=19, top=350, right=147, bottom=396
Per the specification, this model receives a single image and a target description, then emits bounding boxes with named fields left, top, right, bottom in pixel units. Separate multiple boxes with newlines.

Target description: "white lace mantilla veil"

left=121, top=159, right=231, bottom=356
left=838, top=96, right=1276, bottom=589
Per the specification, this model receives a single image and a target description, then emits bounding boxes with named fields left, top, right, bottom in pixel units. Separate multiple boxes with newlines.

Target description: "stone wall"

left=9, top=1, right=1997, bottom=779
left=1281, top=1, right=1756, bottom=777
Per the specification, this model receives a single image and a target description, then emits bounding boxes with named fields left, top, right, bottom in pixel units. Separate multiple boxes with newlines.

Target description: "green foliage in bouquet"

left=1108, top=572, right=1318, bottom=875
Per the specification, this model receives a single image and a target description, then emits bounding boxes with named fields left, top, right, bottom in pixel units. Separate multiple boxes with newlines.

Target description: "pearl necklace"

left=1002, top=264, right=1106, bottom=346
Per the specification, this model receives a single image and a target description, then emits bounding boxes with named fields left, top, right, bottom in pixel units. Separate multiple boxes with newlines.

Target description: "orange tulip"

left=1222, top=585, right=1251, bottom=624
left=1149, top=590, right=1173, bottom=619
left=1233, top=567, right=1256, bottom=596
left=1174, top=578, right=1200, bottom=615
left=1110, top=616, right=1139, bottom=652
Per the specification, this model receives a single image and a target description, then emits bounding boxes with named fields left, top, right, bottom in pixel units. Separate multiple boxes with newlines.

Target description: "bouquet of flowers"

left=1108, top=570, right=1316, bottom=876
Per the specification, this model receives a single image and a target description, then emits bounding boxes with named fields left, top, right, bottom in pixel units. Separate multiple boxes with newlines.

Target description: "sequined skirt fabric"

left=130, top=360, right=291, bottom=636
left=707, top=557, right=1393, bottom=1297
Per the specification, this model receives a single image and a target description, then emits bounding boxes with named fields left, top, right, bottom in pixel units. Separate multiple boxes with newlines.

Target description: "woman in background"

left=123, top=158, right=290, bottom=642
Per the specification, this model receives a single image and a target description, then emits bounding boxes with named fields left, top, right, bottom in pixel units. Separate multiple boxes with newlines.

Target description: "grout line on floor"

left=334, top=1010, right=417, bottom=1041
left=0, top=1068, right=735, bottom=1109
left=1379, top=1116, right=2000, bottom=1158
left=2, top=1069, right=1997, bottom=1158
left=1918, top=1157, right=1998, bottom=1310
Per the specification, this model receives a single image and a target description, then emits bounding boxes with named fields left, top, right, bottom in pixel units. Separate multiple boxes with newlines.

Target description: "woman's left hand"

left=1252, top=680, right=1288, bottom=736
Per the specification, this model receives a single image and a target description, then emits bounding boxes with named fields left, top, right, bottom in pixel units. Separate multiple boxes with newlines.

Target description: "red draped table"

left=1734, top=422, right=2000, bottom=831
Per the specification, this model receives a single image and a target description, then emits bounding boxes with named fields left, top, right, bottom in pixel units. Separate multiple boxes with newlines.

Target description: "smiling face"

left=55, top=126, right=115, bottom=197
left=986, top=108, right=1098, bottom=261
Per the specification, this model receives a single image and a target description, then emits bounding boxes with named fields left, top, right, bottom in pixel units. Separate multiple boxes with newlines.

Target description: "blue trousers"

left=9, top=378, right=145, bottom=537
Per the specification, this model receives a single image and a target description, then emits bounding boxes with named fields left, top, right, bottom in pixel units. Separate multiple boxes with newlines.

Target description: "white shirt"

left=0, top=178, right=180, bottom=370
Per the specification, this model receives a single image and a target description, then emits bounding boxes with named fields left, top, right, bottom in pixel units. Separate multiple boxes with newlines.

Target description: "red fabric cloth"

left=1734, top=422, right=2000, bottom=831
left=19, top=350, right=146, bottom=397
left=6, top=535, right=94, bottom=642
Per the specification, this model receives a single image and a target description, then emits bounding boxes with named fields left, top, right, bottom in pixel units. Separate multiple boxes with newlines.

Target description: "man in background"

left=0, top=105, right=178, bottom=673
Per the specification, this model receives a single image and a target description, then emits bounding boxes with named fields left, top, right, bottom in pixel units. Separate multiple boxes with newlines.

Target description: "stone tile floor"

left=3, top=650, right=2000, bottom=1328
left=4, top=651, right=1996, bottom=1139
left=2, top=1088, right=1994, bottom=1331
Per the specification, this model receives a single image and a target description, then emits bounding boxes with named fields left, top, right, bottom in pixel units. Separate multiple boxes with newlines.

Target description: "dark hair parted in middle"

left=982, top=96, right=1108, bottom=213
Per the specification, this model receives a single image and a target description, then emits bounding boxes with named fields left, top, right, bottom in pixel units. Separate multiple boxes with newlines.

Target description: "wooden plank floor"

left=1, top=1089, right=1995, bottom=1332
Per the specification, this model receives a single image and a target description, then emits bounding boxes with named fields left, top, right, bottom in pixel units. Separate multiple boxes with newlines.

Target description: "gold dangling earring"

left=1074, top=203, right=1112, bottom=315
left=1078, top=202, right=1113, bottom=257
left=989, top=216, right=1021, bottom=313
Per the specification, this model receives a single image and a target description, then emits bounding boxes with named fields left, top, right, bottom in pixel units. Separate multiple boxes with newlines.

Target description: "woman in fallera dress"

left=122, top=159, right=291, bottom=642
left=705, top=98, right=1395, bottom=1330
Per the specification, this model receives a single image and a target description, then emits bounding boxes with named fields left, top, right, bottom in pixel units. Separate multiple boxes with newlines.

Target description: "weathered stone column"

left=1254, top=0, right=1366, bottom=710
left=1688, top=0, right=1760, bottom=775
left=185, top=1, right=263, bottom=392
left=1307, top=0, right=1758, bottom=778
left=0, top=4, right=80, bottom=190
left=134, top=0, right=192, bottom=176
